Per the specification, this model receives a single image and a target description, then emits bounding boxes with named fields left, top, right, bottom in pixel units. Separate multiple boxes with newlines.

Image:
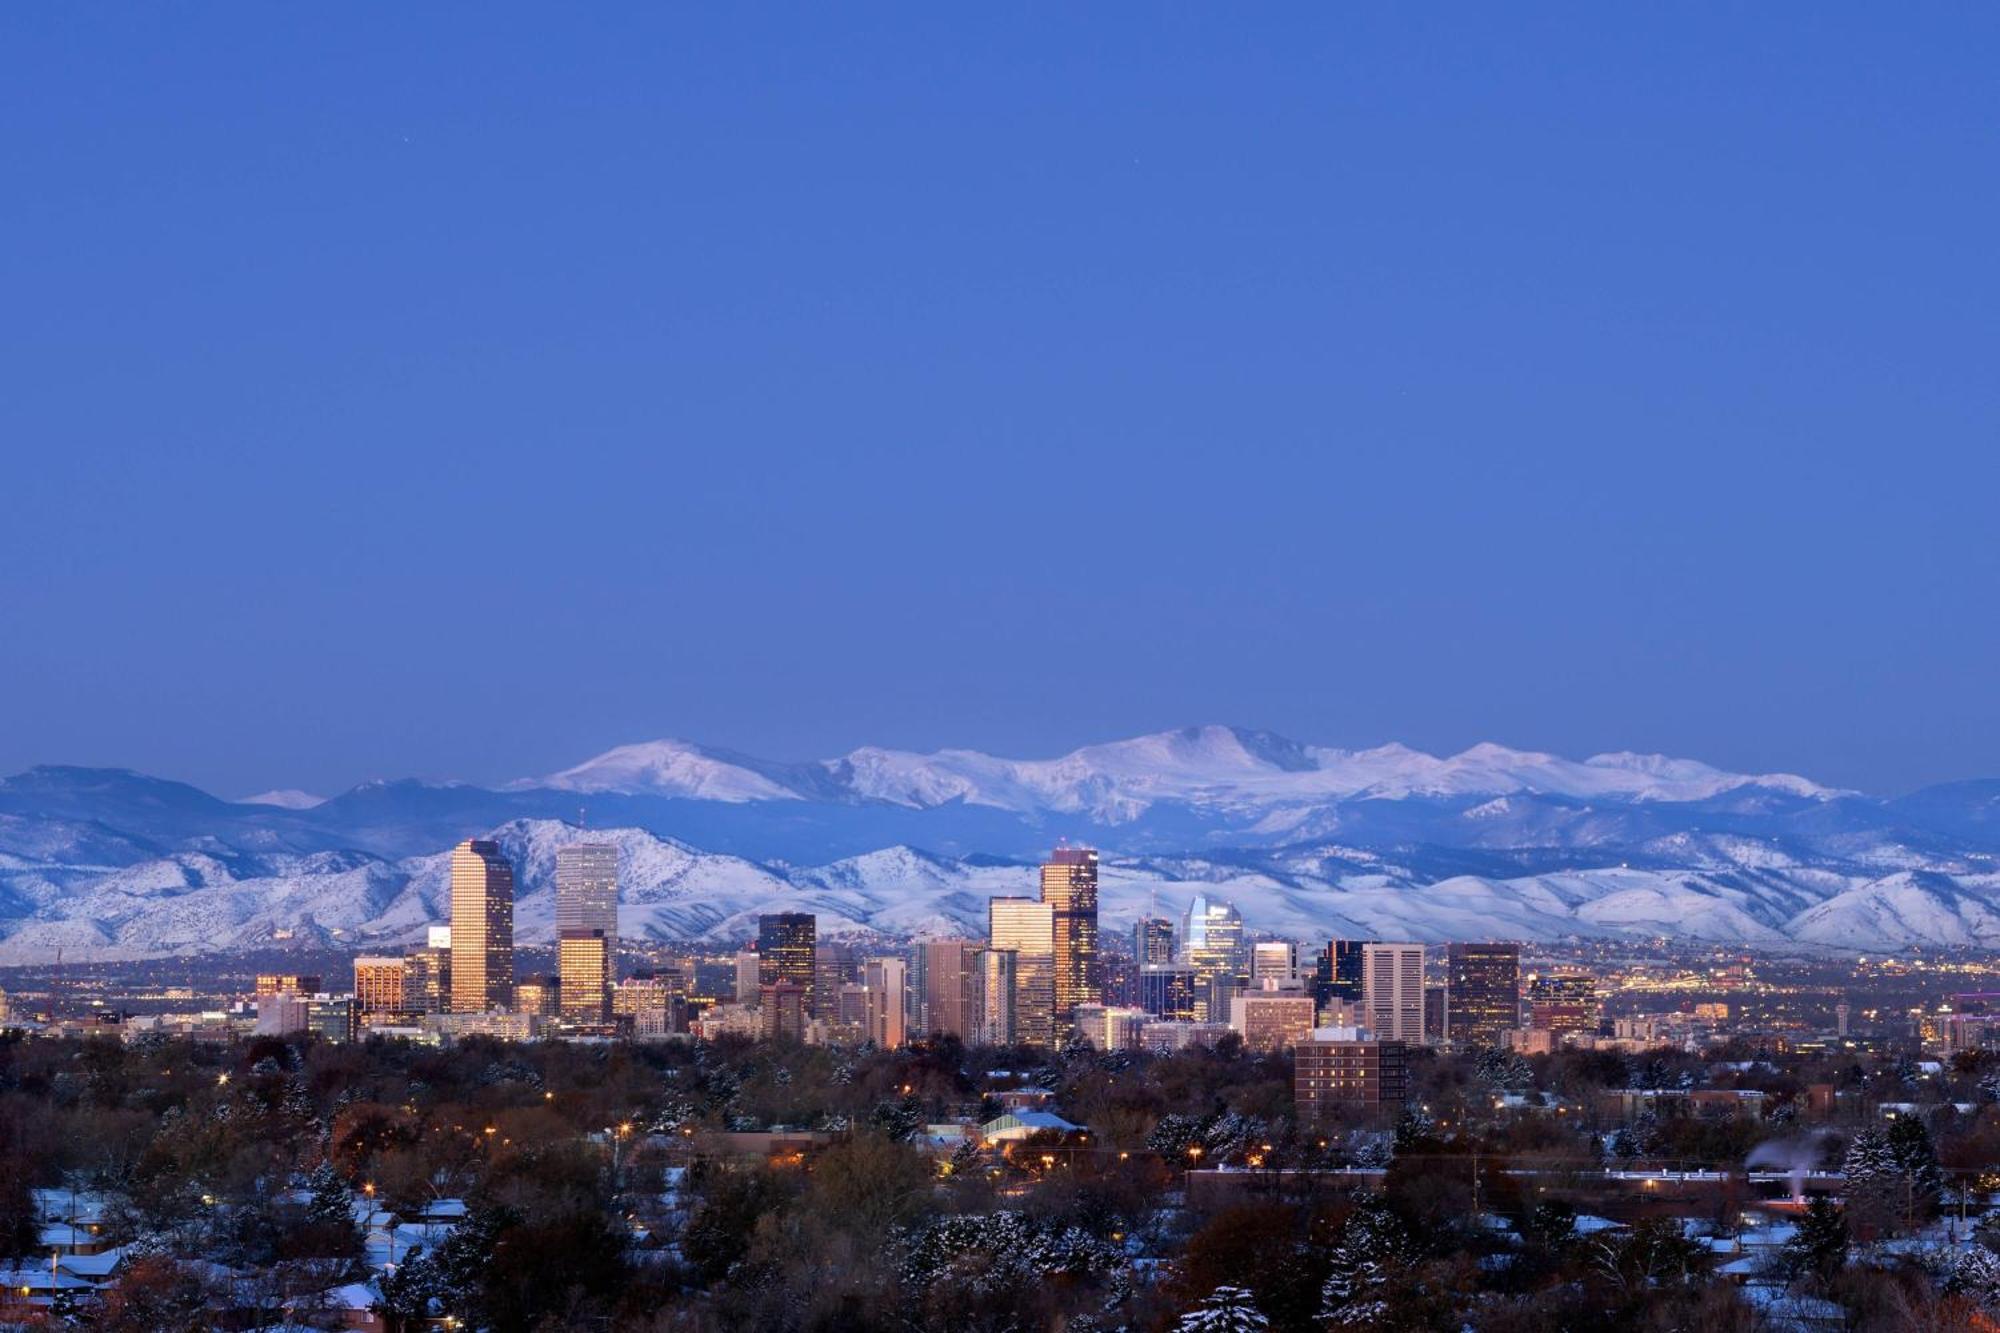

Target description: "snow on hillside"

left=535, top=740, right=804, bottom=802
left=535, top=725, right=1837, bottom=818
left=238, top=789, right=326, bottom=810
left=4, top=815, right=1996, bottom=961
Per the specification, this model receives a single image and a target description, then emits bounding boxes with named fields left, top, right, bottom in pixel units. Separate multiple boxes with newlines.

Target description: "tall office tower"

left=555, top=841, right=619, bottom=956
left=815, top=940, right=859, bottom=1020
left=905, top=943, right=929, bottom=1034
left=1314, top=939, right=1366, bottom=1010
left=922, top=938, right=980, bottom=1040
left=988, top=897, right=1056, bottom=1046
left=353, top=957, right=409, bottom=1016
left=1136, top=962, right=1198, bottom=1020
left=558, top=931, right=611, bottom=1022
left=863, top=957, right=908, bottom=1049
left=1041, top=847, right=1101, bottom=1035
left=734, top=949, right=762, bottom=1005
left=1424, top=985, right=1448, bottom=1042
left=1134, top=916, right=1176, bottom=965
left=1181, top=896, right=1246, bottom=1021
left=1361, top=942, right=1426, bottom=1044
left=757, top=913, right=817, bottom=1013
left=404, top=928, right=451, bottom=1014
left=974, top=948, right=1018, bottom=1046
left=449, top=839, right=515, bottom=1013
left=1446, top=942, right=1520, bottom=1047
left=1252, top=941, right=1302, bottom=988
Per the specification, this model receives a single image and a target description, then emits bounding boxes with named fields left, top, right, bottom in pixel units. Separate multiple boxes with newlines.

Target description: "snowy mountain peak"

left=238, top=789, right=326, bottom=810
left=535, top=739, right=804, bottom=802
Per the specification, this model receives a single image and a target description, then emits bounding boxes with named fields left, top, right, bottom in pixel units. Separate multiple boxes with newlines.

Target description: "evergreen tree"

left=868, top=1095, right=923, bottom=1143
left=1839, top=1128, right=1895, bottom=1184
left=1780, top=1197, right=1847, bottom=1284
left=1885, top=1114, right=1943, bottom=1216
left=304, top=1161, right=364, bottom=1260
left=1944, top=1245, right=2000, bottom=1311
left=1392, top=1107, right=1435, bottom=1154
left=1318, top=1198, right=1413, bottom=1326
left=1174, top=1284, right=1269, bottom=1332
left=373, top=1245, right=440, bottom=1332
left=945, top=1138, right=982, bottom=1178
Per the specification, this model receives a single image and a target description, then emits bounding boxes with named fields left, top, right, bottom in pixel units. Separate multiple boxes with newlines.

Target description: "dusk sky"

left=4, top=6, right=1996, bottom=798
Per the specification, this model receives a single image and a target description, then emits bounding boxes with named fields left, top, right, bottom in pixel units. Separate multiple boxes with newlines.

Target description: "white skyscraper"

left=1361, top=942, right=1426, bottom=1044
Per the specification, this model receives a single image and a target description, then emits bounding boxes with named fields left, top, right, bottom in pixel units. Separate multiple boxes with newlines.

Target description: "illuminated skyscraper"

left=449, top=839, right=515, bottom=1013
left=1181, top=896, right=1246, bottom=1021
left=1041, top=847, right=1100, bottom=1036
left=757, top=913, right=817, bottom=1014
left=559, top=930, right=611, bottom=1022
left=404, top=927, right=451, bottom=1014
left=974, top=948, right=1018, bottom=1046
left=353, top=957, right=409, bottom=1016
left=1446, top=942, right=1520, bottom=1046
left=1527, top=969, right=1598, bottom=1035
left=988, top=897, right=1055, bottom=1046
left=1315, top=939, right=1365, bottom=1009
left=556, top=844, right=618, bottom=1017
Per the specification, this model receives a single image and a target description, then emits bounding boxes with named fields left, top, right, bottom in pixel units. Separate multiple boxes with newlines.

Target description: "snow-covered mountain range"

left=1, top=726, right=1998, bottom=960
left=536, top=726, right=1836, bottom=815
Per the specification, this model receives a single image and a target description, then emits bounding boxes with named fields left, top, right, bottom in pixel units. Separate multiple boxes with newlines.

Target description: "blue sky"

left=3, top=6, right=1996, bottom=797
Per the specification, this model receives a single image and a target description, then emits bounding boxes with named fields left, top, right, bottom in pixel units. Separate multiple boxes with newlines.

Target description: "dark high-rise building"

left=1134, top=916, right=1176, bottom=965
left=1314, top=939, right=1365, bottom=1008
left=1136, top=962, right=1198, bottom=1021
left=758, top=913, right=817, bottom=1014
left=1042, top=847, right=1100, bottom=1035
left=1424, top=984, right=1448, bottom=1042
left=1447, top=942, right=1520, bottom=1047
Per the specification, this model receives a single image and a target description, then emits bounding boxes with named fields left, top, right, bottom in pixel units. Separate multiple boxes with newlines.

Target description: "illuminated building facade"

left=449, top=839, right=515, bottom=1013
